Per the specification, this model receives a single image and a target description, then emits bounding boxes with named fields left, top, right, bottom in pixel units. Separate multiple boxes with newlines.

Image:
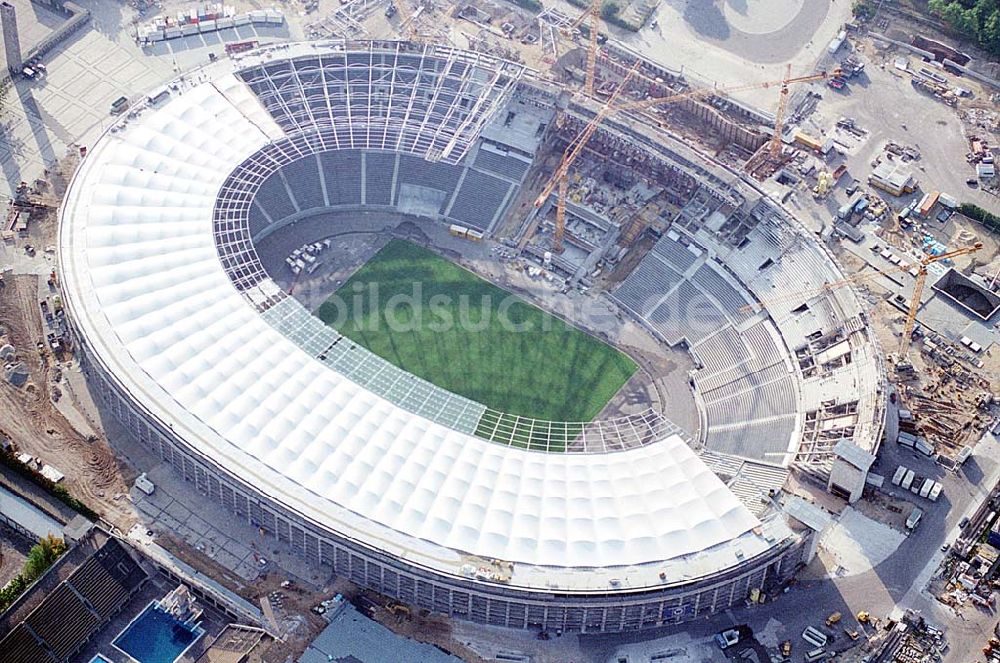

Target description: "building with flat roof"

left=0, top=2, right=21, bottom=74
left=0, top=483, right=63, bottom=541
left=299, top=600, right=463, bottom=663
left=828, top=440, right=876, bottom=503
left=869, top=160, right=915, bottom=196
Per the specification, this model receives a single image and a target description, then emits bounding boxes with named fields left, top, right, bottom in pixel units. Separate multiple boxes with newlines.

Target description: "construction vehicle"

left=384, top=600, right=411, bottom=620
left=714, top=628, right=740, bottom=649
left=898, top=242, right=982, bottom=358
left=825, top=612, right=842, bottom=627
left=780, top=640, right=792, bottom=656
left=533, top=66, right=838, bottom=252
left=845, top=628, right=860, bottom=640
left=856, top=611, right=870, bottom=624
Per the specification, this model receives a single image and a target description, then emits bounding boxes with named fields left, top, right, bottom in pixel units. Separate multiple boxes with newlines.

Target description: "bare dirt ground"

left=0, top=273, right=134, bottom=529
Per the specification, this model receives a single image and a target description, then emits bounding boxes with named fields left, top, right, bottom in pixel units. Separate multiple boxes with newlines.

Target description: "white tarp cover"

left=60, top=68, right=760, bottom=569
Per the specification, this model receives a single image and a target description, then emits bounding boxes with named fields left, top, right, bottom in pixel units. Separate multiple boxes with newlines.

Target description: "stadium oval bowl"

left=59, top=41, right=883, bottom=632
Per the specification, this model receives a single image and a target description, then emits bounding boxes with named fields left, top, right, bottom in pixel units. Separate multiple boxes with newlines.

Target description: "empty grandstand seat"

left=694, top=327, right=746, bottom=374
left=254, top=171, right=297, bottom=222
left=248, top=201, right=271, bottom=237
left=397, top=155, right=462, bottom=213
left=612, top=259, right=683, bottom=316
left=743, top=320, right=782, bottom=366
left=448, top=169, right=511, bottom=231
left=701, top=361, right=789, bottom=400
left=474, top=148, right=530, bottom=181
left=365, top=151, right=397, bottom=206
left=281, top=156, right=325, bottom=210
left=320, top=151, right=363, bottom=205
left=691, top=263, right=753, bottom=323
left=705, top=416, right=797, bottom=460
left=26, top=584, right=100, bottom=660
left=652, top=235, right=699, bottom=272
left=704, top=377, right=795, bottom=427
left=657, top=281, right=727, bottom=344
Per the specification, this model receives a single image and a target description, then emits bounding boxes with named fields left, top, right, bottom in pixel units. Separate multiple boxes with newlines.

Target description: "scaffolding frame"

left=235, top=40, right=524, bottom=164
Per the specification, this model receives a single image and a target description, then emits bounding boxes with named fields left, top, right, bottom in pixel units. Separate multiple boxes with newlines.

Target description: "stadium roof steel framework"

left=233, top=40, right=524, bottom=163
left=59, top=41, right=788, bottom=589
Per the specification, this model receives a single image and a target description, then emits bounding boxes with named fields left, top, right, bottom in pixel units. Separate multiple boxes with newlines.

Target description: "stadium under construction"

left=58, top=40, right=886, bottom=633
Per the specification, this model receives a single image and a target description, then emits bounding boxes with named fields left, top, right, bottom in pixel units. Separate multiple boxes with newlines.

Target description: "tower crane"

left=735, top=242, right=983, bottom=358
left=533, top=66, right=838, bottom=252
left=615, top=67, right=836, bottom=116
left=548, top=0, right=601, bottom=92
left=769, top=64, right=793, bottom=161
left=581, top=0, right=600, bottom=97
left=392, top=0, right=423, bottom=41
left=898, top=242, right=982, bottom=357
left=534, top=60, right=641, bottom=253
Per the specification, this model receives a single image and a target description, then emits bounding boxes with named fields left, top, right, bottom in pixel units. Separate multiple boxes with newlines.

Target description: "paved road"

left=803, top=45, right=999, bottom=215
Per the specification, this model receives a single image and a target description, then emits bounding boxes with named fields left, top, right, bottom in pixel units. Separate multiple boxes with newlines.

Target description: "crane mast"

left=898, top=243, right=983, bottom=357
left=533, top=66, right=836, bottom=253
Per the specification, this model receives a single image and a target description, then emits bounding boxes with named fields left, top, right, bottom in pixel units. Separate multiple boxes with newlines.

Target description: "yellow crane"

left=550, top=0, right=601, bottom=92
left=769, top=64, right=793, bottom=161
left=740, top=243, right=983, bottom=318
left=534, top=66, right=839, bottom=252
left=899, top=242, right=982, bottom=357
left=535, top=60, right=641, bottom=252
left=392, top=0, right=423, bottom=41
left=581, top=0, right=600, bottom=97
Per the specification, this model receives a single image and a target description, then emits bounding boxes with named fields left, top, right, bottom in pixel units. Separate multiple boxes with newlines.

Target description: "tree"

left=600, top=1, right=621, bottom=20
left=853, top=0, right=875, bottom=20
left=982, top=7, right=1000, bottom=53
left=24, top=534, right=66, bottom=578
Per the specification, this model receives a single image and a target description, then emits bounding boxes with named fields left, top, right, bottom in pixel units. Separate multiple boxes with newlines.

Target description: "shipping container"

left=795, top=132, right=823, bottom=151
left=918, top=191, right=940, bottom=216
left=892, top=466, right=907, bottom=486
left=915, top=437, right=934, bottom=457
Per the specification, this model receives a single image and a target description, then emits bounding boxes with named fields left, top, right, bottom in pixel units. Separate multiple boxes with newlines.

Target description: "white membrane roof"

left=59, top=55, right=764, bottom=577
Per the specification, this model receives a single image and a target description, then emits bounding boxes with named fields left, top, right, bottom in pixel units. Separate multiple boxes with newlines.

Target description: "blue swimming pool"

left=112, top=602, right=204, bottom=663
left=88, top=656, right=114, bottom=663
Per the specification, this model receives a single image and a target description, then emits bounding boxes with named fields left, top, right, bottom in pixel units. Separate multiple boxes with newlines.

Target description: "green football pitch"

left=316, top=240, right=636, bottom=423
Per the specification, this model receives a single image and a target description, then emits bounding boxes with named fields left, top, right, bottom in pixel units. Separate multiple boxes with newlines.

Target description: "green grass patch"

left=317, top=240, right=636, bottom=423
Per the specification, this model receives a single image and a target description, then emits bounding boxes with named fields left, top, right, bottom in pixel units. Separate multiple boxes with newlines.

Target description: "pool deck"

left=73, top=576, right=228, bottom=663
left=111, top=600, right=205, bottom=663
